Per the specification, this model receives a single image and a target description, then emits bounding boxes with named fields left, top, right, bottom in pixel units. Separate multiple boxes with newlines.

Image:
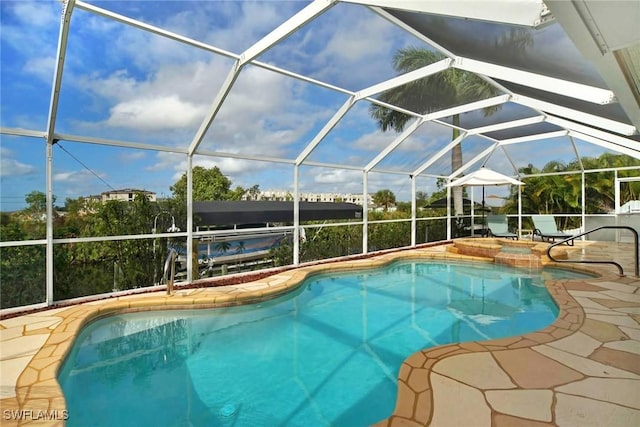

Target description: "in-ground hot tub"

left=449, top=238, right=569, bottom=269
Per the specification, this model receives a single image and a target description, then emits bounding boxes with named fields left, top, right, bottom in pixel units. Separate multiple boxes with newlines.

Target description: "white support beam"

left=355, top=59, right=451, bottom=100
left=413, top=132, right=467, bottom=176
left=186, top=155, right=194, bottom=283
left=567, top=131, right=640, bottom=160
left=195, top=149, right=295, bottom=165
left=345, top=0, right=553, bottom=28
left=512, top=95, right=637, bottom=135
left=364, top=117, right=424, bottom=172
left=498, top=144, right=521, bottom=173
left=545, top=116, right=640, bottom=154
left=187, top=64, right=241, bottom=155
left=54, top=132, right=188, bottom=154
left=410, top=176, right=416, bottom=247
left=240, top=0, right=336, bottom=66
left=0, top=128, right=47, bottom=139
left=568, top=135, right=585, bottom=171
left=76, top=1, right=237, bottom=59
left=46, top=0, right=75, bottom=141
left=499, top=130, right=568, bottom=145
left=294, top=160, right=365, bottom=171
left=545, top=0, right=640, bottom=130
left=362, top=171, right=368, bottom=254
left=455, top=57, right=616, bottom=105
left=45, top=0, right=76, bottom=305
left=423, top=95, right=511, bottom=122
left=467, top=116, right=545, bottom=135
left=293, top=166, right=300, bottom=265
left=296, top=96, right=356, bottom=165
left=79, top=0, right=354, bottom=99
left=449, top=143, right=502, bottom=179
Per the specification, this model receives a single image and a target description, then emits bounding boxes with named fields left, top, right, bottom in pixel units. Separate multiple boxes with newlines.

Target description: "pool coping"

left=1, top=241, right=639, bottom=426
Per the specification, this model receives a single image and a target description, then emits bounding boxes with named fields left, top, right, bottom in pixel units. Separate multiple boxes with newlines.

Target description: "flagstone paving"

left=1, top=240, right=639, bottom=426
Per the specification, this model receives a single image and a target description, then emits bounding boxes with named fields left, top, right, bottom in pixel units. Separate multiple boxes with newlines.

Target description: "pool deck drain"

left=1, top=240, right=639, bottom=426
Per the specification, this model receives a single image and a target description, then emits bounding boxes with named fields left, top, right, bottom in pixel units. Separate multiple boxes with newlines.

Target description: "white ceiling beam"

left=545, top=0, right=640, bottom=130
left=192, top=149, right=295, bottom=165
left=0, top=128, right=47, bottom=139
left=422, top=95, right=511, bottom=122
left=545, top=115, right=639, bottom=153
left=240, top=0, right=336, bottom=66
left=498, top=145, right=522, bottom=173
left=499, top=130, right=569, bottom=145
left=76, top=1, right=237, bottom=59
left=45, top=0, right=75, bottom=142
left=568, top=131, right=640, bottom=160
left=296, top=96, right=357, bottom=165
left=299, top=161, right=365, bottom=171
left=449, top=144, right=503, bottom=179
left=355, top=59, right=451, bottom=100
left=413, top=132, right=467, bottom=176
left=55, top=133, right=188, bottom=154
left=454, top=57, right=616, bottom=105
left=568, top=135, right=585, bottom=171
left=365, top=97, right=422, bottom=119
left=365, top=118, right=424, bottom=172
left=343, top=0, right=553, bottom=27
left=467, top=116, right=545, bottom=136
left=188, top=64, right=241, bottom=155
left=512, top=95, right=637, bottom=136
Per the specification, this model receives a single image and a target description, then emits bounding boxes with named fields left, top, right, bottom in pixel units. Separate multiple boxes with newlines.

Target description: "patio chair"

left=531, top=215, right=575, bottom=245
left=486, top=215, right=518, bottom=239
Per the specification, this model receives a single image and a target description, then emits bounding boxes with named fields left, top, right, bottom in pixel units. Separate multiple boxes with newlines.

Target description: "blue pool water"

left=58, top=261, right=591, bottom=426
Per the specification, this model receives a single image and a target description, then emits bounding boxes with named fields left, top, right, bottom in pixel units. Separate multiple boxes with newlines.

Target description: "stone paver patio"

left=1, top=240, right=639, bottom=426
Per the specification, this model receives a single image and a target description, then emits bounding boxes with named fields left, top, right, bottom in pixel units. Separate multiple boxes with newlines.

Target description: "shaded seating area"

left=486, top=215, right=518, bottom=239
left=532, top=215, right=575, bottom=245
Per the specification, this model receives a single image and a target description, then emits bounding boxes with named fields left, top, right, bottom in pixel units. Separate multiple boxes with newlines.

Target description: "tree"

left=214, top=241, right=231, bottom=254
left=246, top=184, right=261, bottom=200
left=170, top=166, right=244, bottom=202
left=370, top=47, right=501, bottom=216
left=24, top=191, right=56, bottom=220
left=501, top=153, right=640, bottom=230
left=373, top=189, right=396, bottom=211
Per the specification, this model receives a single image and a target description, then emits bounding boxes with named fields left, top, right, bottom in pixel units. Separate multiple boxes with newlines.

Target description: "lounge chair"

left=531, top=215, right=575, bottom=245
left=486, top=215, right=518, bottom=239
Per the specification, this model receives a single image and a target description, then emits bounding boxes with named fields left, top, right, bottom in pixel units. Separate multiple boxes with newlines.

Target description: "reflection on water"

left=59, top=261, right=589, bottom=427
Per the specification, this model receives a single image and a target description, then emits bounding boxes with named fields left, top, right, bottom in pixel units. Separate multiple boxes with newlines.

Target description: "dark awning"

left=194, top=201, right=363, bottom=226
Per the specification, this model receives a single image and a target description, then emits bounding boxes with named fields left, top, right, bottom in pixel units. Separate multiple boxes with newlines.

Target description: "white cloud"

left=11, top=1, right=59, bottom=28
left=0, top=157, right=36, bottom=178
left=107, top=95, right=208, bottom=130
left=54, top=170, right=100, bottom=183
left=352, top=130, right=395, bottom=152
left=22, top=56, right=57, bottom=83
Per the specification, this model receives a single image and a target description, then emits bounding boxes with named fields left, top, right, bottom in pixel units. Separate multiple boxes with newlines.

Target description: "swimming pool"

left=58, top=260, right=591, bottom=426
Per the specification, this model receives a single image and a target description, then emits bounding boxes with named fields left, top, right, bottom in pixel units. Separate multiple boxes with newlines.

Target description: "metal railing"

left=546, top=226, right=639, bottom=277
left=163, top=248, right=178, bottom=295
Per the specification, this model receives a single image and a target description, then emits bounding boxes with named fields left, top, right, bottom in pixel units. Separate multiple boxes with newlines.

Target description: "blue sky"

left=0, top=0, right=623, bottom=211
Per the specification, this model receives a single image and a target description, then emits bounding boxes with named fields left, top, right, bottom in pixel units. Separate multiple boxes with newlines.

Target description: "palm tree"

left=373, top=189, right=396, bottom=211
left=370, top=47, right=501, bottom=215
left=214, top=240, right=231, bottom=255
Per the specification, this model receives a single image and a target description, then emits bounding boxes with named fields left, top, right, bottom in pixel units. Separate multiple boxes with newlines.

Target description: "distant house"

left=243, top=190, right=372, bottom=206
left=100, top=189, right=156, bottom=203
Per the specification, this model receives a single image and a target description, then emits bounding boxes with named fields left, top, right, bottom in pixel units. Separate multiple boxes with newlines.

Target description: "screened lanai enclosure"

left=1, top=0, right=639, bottom=311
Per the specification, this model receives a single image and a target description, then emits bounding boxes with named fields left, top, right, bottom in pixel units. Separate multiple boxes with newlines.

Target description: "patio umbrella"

left=448, top=167, right=524, bottom=234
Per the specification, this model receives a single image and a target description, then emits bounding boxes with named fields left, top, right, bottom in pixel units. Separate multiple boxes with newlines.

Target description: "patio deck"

left=1, top=240, right=639, bottom=426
